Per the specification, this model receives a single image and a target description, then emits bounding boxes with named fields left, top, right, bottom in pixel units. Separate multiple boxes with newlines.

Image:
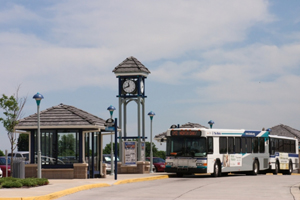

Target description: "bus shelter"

left=15, top=103, right=114, bottom=179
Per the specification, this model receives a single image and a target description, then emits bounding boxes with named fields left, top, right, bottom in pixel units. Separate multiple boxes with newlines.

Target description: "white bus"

left=269, top=135, right=299, bottom=174
left=165, top=126, right=298, bottom=177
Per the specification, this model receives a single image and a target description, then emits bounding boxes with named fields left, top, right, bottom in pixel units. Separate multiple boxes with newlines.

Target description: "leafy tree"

left=103, top=142, right=119, bottom=155
left=0, top=86, right=27, bottom=176
left=17, top=134, right=29, bottom=151
left=58, top=134, right=76, bottom=157
left=155, top=150, right=166, bottom=159
left=0, top=150, right=4, bottom=156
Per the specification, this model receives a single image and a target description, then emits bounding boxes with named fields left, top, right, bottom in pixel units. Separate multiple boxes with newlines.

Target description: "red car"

left=0, top=157, right=11, bottom=177
left=146, top=157, right=165, bottom=172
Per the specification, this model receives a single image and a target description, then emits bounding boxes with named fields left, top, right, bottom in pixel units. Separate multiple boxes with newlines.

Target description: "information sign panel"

left=123, top=141, right=137, bottom=166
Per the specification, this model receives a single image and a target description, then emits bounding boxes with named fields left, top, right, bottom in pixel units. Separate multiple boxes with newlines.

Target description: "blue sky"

left=0, top=0, right=299, bottom=152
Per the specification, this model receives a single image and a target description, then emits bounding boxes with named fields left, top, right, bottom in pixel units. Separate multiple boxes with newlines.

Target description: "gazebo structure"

left=15, top=103, right=110, bottom=179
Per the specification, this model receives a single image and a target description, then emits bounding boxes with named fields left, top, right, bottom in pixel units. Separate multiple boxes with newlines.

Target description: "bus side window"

left=246, top=138, right=252, bottom=153
left=284, top=140, right=291, bottom=153
left=235, top=137, right=241, bottom=153
left=279, top=139, right=284, bottom=152
left=259, top=138, right=265, bottom=153
left=274, top=139, right=279, bottom=152
left=219, top=137, right=227, bottom=154
left=241, top=138, right=246, bottom=153
left=253, top=138, right=258, bottom=153
left=291, top=140, right=296, bottom=153
left=228, top=137, right=234, bottom=154
left=207, top=137, right=213, bottom=154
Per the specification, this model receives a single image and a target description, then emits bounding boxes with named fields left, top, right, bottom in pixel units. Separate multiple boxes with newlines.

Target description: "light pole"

left=33, top=92, right=44, bottom=178
left=107, top=105, right=116, bottom=176
left=148, top=111, right=155, bottom=173
left=208, top=120, right=214, bottom=129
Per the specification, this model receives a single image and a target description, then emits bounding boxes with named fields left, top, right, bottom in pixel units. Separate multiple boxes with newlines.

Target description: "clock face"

left=123, top=79, right=136, bottom=93
left=140, top=80, right=144, bottom=93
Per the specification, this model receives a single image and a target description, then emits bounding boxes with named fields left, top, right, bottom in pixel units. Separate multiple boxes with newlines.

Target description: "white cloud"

left=0, top=0, right=274, bottom=95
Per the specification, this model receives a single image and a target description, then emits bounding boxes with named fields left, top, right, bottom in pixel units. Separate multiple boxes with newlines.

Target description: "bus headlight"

left=166, top=162, right=173, bottom=166
left=196, top=163, right=207, bottom=167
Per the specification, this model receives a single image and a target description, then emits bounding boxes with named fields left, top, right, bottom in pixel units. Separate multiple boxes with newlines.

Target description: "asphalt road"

left=58, top=174, right=300, bottom=200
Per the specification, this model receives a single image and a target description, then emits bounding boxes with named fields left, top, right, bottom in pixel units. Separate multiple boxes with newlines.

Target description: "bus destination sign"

left=171, top=130, right=201, bottom=136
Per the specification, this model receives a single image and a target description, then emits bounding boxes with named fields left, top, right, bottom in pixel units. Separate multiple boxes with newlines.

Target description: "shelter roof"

left=269, top=124, right=300, bottom=140
left=15, top=103, right=106, bottom=131
left=112, top=56, right=150, bottom=75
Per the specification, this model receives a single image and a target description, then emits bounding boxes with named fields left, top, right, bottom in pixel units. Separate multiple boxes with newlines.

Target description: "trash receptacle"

left=12, top=159, right=25, bottom=179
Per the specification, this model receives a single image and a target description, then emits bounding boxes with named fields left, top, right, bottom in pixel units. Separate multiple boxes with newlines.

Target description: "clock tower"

left=113, top=56, right=150, bottom=161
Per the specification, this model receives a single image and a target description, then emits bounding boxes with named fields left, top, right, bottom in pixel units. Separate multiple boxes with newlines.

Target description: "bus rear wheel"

left=252, top=160, right=259, bottom=175
left=286, top=161, right=293, bottom=175
left=275, top=161, right=280, bottom=174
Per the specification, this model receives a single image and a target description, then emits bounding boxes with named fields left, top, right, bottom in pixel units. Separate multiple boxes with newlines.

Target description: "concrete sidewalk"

left=0, top=173, right=170, bottom=200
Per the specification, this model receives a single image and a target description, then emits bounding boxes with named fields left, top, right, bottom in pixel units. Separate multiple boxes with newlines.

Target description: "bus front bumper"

left=165, top=167, right=207, bottom=174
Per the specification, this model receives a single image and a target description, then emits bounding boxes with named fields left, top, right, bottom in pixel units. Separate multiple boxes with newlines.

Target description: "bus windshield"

left=166, top=137, right=206, bottom=157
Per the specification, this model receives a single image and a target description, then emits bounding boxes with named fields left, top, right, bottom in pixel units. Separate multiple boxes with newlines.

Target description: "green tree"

left=155, top=150, right=166, bottom=159
left=103, top=142, right=119, bottom=155
left=17, top=134, right=29, bottom=151
left=58, top=134, right=76, bottom=156
left=0, top=86, right=27, bottom=176
left=0, top=150, right=4, bottom=156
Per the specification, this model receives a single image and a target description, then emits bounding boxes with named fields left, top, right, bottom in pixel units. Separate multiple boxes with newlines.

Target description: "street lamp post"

left=33, top=92, right=44, bottom=178
left=148, top=111, right=155, bottom=173
left=208, top=120, right=214, bottom=129
left=107, top=105, right=116, bottom=176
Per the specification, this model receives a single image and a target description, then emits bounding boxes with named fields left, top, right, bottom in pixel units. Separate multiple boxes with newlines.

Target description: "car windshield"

left=153, top=158, right=165, bottom=163
left=0, top=158, right=11, bottom=165
left=166, top=137, right=207, bottom=157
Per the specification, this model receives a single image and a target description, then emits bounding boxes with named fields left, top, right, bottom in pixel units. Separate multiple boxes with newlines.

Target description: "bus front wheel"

left=212, top=162, right=221, bottom=177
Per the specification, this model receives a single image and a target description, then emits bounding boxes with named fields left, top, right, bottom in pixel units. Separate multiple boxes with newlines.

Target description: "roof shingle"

left=16, top=104, right=106, bottom=130
left=112, top=56, right=150, bottom=74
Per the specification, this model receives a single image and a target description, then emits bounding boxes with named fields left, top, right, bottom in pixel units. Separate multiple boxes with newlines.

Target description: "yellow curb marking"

left=113, top=175, right=169, bottom=185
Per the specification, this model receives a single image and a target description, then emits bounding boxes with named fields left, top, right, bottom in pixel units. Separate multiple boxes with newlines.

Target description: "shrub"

left=2, top=181, right=22, bottom=188
left=36, top=178, right=49, bottom=186
left=0, top=177, right=49, bottom=188
left=0, top=177, right=18, bottom=184
left=19, top=178, right=38, bottom=187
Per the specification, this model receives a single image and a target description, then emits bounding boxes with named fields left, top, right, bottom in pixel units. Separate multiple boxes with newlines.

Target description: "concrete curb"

left=0, top=175, right=169, bottom=200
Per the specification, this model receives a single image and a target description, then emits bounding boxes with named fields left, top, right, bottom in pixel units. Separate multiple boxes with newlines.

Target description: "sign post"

left=114, top=118, right=118, bottom=180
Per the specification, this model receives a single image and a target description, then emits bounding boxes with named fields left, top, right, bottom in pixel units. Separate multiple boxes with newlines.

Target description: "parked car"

left=35, top=155, right=65, bottom=165
left=8, top=151, right=29, bottom=164
left=146, top=157, right=165, bottom=172
left=0, top=167, right=2, bottom=178
left=0, top=157, right=11, bottom=177
left=103, top=154, right=119, bottom=172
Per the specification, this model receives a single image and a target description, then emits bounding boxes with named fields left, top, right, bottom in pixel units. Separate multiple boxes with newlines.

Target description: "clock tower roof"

left=113, top=56, right=151, bottom=76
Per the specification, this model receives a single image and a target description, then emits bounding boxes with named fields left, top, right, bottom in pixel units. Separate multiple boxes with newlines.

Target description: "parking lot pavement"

left=0, top=173, right=299, bottom=200
left=0, top=173, right=170, bottom=200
